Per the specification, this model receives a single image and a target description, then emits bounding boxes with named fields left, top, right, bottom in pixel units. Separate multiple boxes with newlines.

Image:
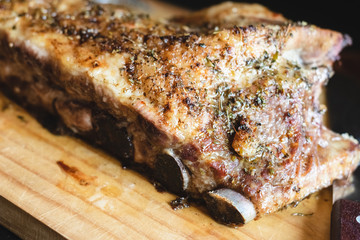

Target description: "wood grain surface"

left=0, top=92, right=332, bottom=240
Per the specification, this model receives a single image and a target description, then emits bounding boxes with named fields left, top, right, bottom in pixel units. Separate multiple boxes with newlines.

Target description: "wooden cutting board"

left=0, top=1, right=333, bottom=239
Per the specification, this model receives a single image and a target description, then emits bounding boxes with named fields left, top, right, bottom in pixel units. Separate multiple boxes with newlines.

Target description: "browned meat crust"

left=0, top=0, right=359, bottom=223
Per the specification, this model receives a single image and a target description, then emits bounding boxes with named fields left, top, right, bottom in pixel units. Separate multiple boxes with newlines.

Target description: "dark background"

left=0, top=228, right=20, bottom=240
left=1, top=1, right=359, bottom=239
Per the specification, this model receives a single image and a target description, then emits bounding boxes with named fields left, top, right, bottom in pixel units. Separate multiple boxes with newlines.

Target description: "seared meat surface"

left=0, top=0, right=359, bottom=223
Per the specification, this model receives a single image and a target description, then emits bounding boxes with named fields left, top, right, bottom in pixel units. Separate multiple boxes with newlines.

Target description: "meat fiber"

left=0, top=0, right=359, bottom=224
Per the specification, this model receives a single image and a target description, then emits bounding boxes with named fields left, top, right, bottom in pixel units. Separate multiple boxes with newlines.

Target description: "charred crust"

left=232, top=25, right=243, bottom=35
left=138, top=115, right=170, bottom=146
left=248, top=25, right=256, bottom=31
left=183, top=97, right=195, bottom=109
